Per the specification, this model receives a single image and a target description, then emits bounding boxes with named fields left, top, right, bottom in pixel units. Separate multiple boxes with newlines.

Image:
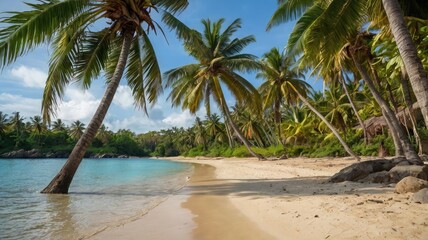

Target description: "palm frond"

left=140, top=30, right=162, bottom=104
left=125, top=34, right=148, bottom=114
left=75, top=28, right=113, bottom=89
left=267, top=0, right=315, bottom=30
left=41, top=9, right=95, bottom=123
left=154, top=0, right=188, bottom=14
left=0, top=0, right=91, bottom=68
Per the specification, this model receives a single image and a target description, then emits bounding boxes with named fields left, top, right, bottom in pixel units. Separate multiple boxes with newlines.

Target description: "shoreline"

left=91, top=156, right=428, bottom=239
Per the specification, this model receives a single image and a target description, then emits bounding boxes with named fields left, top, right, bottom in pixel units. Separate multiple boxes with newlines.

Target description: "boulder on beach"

left=389, top=165, right=428, bottom=183
left=395, top=176, right=428, bottom=194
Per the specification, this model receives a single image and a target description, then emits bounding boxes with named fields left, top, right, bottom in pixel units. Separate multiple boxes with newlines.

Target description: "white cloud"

left=0, top=93, right=41, bottom=117
left=162, top=110, right=199, bottom=128
left=105, top=115, right=168, bottom=133
left=56, top=88, right=100, bottom=122
left=113, top=85, right=134, bottom=109
left=10, top=65, right=46, bottom=88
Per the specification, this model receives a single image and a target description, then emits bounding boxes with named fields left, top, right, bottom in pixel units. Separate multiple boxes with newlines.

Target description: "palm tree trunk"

left=366, top=59, right=404, bottom=155
left=400, top=68, right=423, bottom=154
left=41, top=30, right=135, bottom=194
left=340, top=75, right=368, bottom=145
left=382, top=0, right=428, bottom=128
left=274, top=99, right=283, bottom=145
left=292, top=88, right=360, bottom=160
left=351, top=55, right=422, bottom=164
left=224, top=118, right=234, bottom=148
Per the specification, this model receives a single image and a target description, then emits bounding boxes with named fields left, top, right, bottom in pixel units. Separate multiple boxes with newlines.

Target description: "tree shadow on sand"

left=185, top=177, right=394, bottom=200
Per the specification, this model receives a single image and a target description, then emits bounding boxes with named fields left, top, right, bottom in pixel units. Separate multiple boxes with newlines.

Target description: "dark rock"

left=27, top=149, right=43, bottom=158
left=395, top=176, right=428, bottom=194
left=360, top=171, right=390, bottom=183
left=330, top=159, right=396, bottom=183
left=389, top=165, right=428, bottom=183
left=411, top=188, right=428, bottom=204
left=420, top=154, right=428, bottom=162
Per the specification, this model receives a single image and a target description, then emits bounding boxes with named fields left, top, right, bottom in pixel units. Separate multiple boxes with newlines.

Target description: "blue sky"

left=0, top=0, right=321, bottom=133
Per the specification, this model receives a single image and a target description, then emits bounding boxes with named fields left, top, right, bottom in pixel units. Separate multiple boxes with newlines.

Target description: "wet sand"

left=90, top=162, right=274, bottom=240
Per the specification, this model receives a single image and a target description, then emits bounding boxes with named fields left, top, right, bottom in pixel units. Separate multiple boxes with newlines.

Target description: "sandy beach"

left=90, top=157, right=428, bottom=240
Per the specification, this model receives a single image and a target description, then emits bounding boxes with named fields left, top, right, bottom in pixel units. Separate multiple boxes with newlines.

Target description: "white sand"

left=90, top=157, right=428, bottom=240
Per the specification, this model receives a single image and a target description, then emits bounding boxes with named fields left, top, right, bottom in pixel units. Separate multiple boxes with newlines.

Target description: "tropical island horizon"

left=1, top=0, right=428, bottom=239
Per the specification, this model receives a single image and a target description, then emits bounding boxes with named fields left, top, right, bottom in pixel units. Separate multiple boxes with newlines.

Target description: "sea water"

left=0, top=158, right=192, bottom=240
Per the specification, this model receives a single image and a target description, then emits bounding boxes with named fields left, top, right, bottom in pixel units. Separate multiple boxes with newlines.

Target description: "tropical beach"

left=91, top=157, right=428, bottom=240
left=1, top=0, right=428, bottom=239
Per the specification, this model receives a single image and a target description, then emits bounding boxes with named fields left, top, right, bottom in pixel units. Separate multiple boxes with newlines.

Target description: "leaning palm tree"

left=268, top=0, right=421, bottom=164
left=380, top=0, right=428, bottom=127
left=0, top=0, right=188, bottom=193
left=257, top=48, right=359, bottom=159
left=267, top=0, right=428, bottom=130
left=164, top=17, right=265, bottom=159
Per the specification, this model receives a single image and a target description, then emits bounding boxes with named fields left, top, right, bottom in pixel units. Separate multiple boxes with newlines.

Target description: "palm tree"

left=204, top=114, right=227, bottom=144
left=268, top=0, right=421, bottom=164
left=268, top=0, right=428, bottom=127
left=30, top=116, right=46, bottom=135
left=257, top=48, right=359, bottom=159
left=52, top=119, right=67, bottom=132
left=257, top=48, right=309, bottom=145
left=164, top=17, right=265, bottom=159
left=321, top=86, right=353, bottom=135
left=9, top=112, right=25, bottom=148
left=0, top=0, right=189, bottom=193
left=30, top=115, right=46, bottom=146
left=192, top=117, right=207, bottom=150
left=231, top=104, right=268, bottom=148
left=381, top=0, right=428, bottom=127
left=0, top=112, right=9, bottom=136
left=69, top=120, right=85, bottom=141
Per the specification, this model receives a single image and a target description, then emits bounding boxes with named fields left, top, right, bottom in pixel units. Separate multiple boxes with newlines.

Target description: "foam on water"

left=0, top=158, right=192, bottom=240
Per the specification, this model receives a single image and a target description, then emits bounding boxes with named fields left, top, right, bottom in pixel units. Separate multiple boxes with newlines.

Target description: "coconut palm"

left=69, top=120, right=85, bottom=141
left=268, top=0, right=421, bottom=163
left=231, top=104, right=268, bottom=148
left=192, top=117, right=207, bottom=150
left=30, top=116, right=46, bottom=135
left=321, top=86, right=352, bottom=135
left=381, top=0, right=428, bottom=127
left=164, top=17, right=265, bottom=159
left=52, top=119, right=66, bottom=132
left=9, top=112, right=26, bottom=147
left=204, top=114, right=227, bottom=144
left=0, top=0, right=189, bottom=193
left=257, top=48, right=308, bottom=144
left=257, top=48, right=359, bottom=159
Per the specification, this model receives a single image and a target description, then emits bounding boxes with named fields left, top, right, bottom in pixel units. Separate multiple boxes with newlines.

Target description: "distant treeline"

left=2, top=110, right=426, bottom=158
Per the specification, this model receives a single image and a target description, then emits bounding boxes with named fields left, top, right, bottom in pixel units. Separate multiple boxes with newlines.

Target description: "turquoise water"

left=0, top=158, right=192, bottom=240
